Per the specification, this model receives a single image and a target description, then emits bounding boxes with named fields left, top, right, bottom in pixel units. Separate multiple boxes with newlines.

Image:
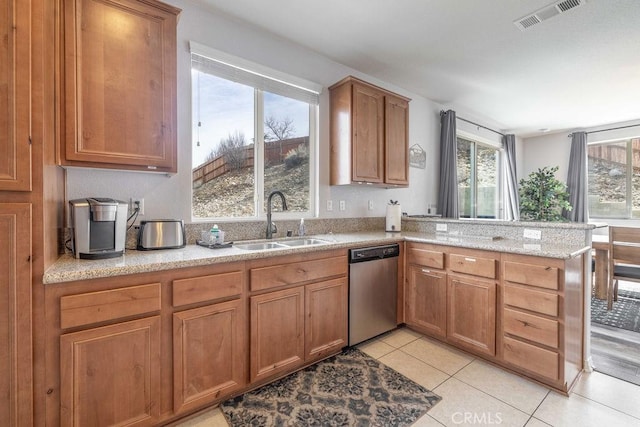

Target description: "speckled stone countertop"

left=43, top=231, right=590, bottom=284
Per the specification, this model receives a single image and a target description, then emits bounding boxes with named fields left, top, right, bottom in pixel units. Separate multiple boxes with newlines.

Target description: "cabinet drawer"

left=60, top=283, right=161, bottom=329
left=503, top=336, right=559, bottom=381
left=504, top=285, right=558, bottom=317
left=504, top=261, right=558, bottom=290
left=449, top=253, right=496, bottom=279
left=503, top=308, right=558, bottom=348
left=173, top=271, right=242, bottom=307
left=407, top=246, right=444, bottom=269
left=250, top=256, right=347, bottom=292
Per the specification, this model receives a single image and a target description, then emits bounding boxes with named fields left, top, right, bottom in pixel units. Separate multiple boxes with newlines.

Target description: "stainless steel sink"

left=234, top=242, right=287, bottom=250
left=278, top=238, right=329, bottom=247
left=234, top=237, right=330, bottom=250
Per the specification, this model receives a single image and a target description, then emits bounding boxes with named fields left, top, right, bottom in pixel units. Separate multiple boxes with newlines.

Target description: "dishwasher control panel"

left=349, top=244, right=400, bottom=263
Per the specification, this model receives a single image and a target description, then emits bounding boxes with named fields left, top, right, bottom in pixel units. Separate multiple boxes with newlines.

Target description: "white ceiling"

left=198, top=0, right=640, bottom=137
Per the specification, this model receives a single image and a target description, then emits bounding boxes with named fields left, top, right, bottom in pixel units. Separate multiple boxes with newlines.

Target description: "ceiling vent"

left=514, top=0, right=586, bottom=31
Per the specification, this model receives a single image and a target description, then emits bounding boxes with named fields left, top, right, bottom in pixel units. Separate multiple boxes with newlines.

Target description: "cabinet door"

left=447, top=275, right=496, bottom=356
left=385, top=95, right=409, bottom=186
left=0, top=0, right=31, bottom=191
left=60, top=316, right=161, bottom=427
left=305, top=278, right=348, bottom=361
left=0, top=204, right=32, bottom=425
left=173, top=299, right=246, bottom=414
left=250, top=287, right=304, bottom=382
left=62, top=0, right=179, bottom=172
left=406, top=266, right=447, bottom=338
left=352, top=82, right=384, bottom=183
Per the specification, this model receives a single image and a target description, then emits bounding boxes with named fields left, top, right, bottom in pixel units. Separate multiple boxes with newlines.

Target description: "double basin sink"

left=234, top=238, right=330, bottom=251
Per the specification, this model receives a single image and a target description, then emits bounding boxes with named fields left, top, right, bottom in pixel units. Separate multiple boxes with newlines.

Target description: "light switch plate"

left=339, top=200, right=346, bottom=211
left=368, top=200, right=374, bottom=210
left=326, top=200, right=333, bottom=211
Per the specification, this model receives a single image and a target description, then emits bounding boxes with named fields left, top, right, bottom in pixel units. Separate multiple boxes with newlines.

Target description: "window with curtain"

left=190, top=45, right=319, bottom=219
left=588, top=137, right=640, bottom=218
left=456, top=136, right=501, bottom=219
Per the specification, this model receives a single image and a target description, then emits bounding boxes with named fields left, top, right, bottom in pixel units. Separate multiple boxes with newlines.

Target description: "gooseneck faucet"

left=266, top=190, right=288, bottom=239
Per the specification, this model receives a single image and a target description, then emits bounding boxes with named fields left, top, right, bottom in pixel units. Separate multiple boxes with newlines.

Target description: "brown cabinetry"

left=447, top=274, right=496, bottom=356
left=405, top=243, right=447, bottom=338
left=0, top=0, right=31, bottom=191
left=249, top=251, right=348, bottom=383
left=60, top=316, right=162, bottom=427
left=500, top=254, right=583, bottom=390
left=173, top=299, right=246, bottom=413
left=329, top=76, right=410, bottom=186
left=0, top=204, right=32, bottom=425
left=60, top=0, right=180, bottom=172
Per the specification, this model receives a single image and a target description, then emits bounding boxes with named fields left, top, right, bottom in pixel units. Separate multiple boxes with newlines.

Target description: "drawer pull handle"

left=464, top=257, right=476, bottom=262
left=422, top=268, right=431, bottom=273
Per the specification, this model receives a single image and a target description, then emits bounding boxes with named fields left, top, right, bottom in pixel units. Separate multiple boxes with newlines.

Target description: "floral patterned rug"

left=220, top=347, right=441, bottom=426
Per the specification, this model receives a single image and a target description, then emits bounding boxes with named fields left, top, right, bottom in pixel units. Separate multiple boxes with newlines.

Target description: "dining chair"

left=608, top=226, right=640, bottom=310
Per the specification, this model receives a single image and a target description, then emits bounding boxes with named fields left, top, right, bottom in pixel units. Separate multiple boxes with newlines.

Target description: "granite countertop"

left=43, top=231, right=590, bottom=284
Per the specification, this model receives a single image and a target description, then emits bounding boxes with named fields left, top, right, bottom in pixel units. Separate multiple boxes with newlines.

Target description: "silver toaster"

left=137, top=219, right=186, bottom=250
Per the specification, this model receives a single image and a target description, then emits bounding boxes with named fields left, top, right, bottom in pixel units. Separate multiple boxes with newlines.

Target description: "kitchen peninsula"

left=42, top=218, right=592, bottom=426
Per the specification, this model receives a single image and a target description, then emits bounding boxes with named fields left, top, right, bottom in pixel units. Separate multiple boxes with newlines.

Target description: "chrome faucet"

left=266, top=190, right=288, bottom=239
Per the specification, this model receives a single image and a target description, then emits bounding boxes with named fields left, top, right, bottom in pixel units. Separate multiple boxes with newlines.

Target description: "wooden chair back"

left=607, top=226, right=640, bottom=309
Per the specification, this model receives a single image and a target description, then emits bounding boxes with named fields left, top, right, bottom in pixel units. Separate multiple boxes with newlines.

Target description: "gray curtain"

left=438, top=110, right=458, bottom=218
left=503, top=134, right=520, bottom=220
left=564, top=131, right=588, bottom=222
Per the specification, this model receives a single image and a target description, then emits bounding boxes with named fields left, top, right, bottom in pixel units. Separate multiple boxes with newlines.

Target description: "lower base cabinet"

left=173, top=299, right=246, bottom=414
left=250, top=277, right=348, bottom=382
left=250, top=286, right=305, bottom=382
left=406, top=265, right=446, bottom=338
left=447, top=274, right=496, bottom=357
left=59, top=316, right=162, bottom=427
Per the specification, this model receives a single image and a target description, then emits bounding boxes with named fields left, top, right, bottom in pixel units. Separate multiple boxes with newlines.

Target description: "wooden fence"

left=588, top=138, right=640, bottom=166
left=193, top=136, right=308, bottom=188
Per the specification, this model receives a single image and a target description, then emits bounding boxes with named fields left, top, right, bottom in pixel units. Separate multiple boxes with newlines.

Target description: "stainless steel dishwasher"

left=348, top=243, right=399, bottom=346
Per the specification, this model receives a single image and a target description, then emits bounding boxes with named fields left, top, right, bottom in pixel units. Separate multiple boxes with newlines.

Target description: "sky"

left=191, top=70, right=309, bottom=167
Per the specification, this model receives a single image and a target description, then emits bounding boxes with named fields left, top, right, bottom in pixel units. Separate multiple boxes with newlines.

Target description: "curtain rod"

left=440, top=110, right=505, bottom=137
left=568, top=123, right=640, bottom=138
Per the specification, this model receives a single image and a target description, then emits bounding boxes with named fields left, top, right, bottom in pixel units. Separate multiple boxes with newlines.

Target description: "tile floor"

left=175, top=328, right=640, bottom=426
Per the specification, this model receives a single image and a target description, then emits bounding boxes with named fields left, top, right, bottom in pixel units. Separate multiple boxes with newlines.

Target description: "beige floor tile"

left=174, top=407, right=228, bottom=427
left=379, top=349, right=450, bottom=390
left=429, top=377, right=530, bottom=427
left=534, top=391, right=640, bottom=427
left=357, top=338, right=395, bottom=359
left=573, top=371, right=640, bottom=419
left=412, top=413, right=446, bottom=426
left=380, top=327, right=422, bottom=348
left=454, top=359, right=549, bottom=414
left=524, top=417, right=552, bottom=427
left=401, top=337, right=474, bottom=375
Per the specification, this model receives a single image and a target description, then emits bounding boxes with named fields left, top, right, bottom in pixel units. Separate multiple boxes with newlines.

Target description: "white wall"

left=65, top=0, right=445, bottom=224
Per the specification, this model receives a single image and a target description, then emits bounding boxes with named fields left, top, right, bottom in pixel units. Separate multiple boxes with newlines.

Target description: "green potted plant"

left=519, top=166, right=572, bottom=221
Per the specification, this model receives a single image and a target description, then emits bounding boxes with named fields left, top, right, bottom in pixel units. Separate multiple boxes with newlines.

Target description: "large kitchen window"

left=457, top=136, right=501, bottom=219
left=588, top=137, right=640, bottom=218
left=190, top=43, right=319, bottom=220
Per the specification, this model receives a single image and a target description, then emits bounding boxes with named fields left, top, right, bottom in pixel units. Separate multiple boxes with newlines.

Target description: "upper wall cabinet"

left=60, top=0, right=180, bottom=173
left=0, top=0, right=31, bottom=191
left=329, top=76, right=410, bottom=187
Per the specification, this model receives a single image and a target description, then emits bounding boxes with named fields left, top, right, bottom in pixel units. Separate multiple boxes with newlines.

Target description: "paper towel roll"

left=386, top=204, right=402, bottom=232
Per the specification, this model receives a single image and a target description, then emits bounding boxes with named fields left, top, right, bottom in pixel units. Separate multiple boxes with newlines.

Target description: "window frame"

left=456, top=131, right=503, bottom=219
left=190, top=43, right=320, bottom=222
